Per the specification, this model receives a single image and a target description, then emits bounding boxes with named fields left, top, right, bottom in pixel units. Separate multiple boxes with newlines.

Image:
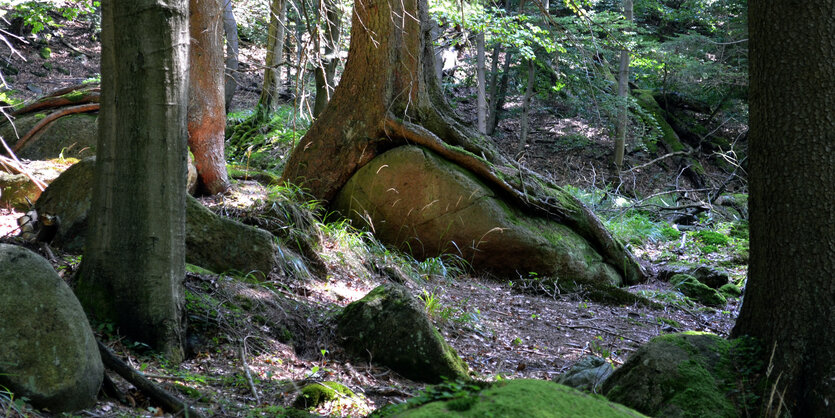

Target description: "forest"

left=0, top=0, right=831, bottom=417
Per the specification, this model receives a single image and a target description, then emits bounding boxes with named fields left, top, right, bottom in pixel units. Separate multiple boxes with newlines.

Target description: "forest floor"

left=0, top=11, right=747, bottom=418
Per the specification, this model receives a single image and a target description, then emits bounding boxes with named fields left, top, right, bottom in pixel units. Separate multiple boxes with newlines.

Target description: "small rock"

left=293, top=381, right=356, bottom=409
left=670, top=274, right=727, bottom=307
left=556, top=355, right=614, bottom=391
left=658, top=262, right=730, bottom=289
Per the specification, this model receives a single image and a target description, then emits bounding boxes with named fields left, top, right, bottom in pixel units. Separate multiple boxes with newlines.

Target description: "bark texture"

left=259, top=0, right=288, bottom=112
left=282, top=0, right=645, bottom=284
left=188, top=0, right=230, bottom=195
left=77, top=0, right=189, bottom=362
left=222, top=0, right=239, bottom=110
left=613, top=0, right=632, bottom=170
left=730, top=2, right=835, bottom=416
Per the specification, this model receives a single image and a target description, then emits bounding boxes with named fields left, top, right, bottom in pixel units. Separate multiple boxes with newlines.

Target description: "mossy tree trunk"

left=282, top=0, right=646, bottom=284
left=730, top=2, right=835, bottom=416
left=188, top=0, right=230, bottom=195
left=77, top=0, right=188, bottom=363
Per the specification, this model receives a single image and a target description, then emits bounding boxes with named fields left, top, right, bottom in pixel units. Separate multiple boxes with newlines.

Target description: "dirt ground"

left=0, top=8, right=743, bottom=418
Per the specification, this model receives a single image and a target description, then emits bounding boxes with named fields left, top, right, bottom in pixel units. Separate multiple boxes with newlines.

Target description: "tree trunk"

left=188, top=0, right=230, bottom=195
left=730, top=3, right=835, bottom=416
left=613, top=0, right=632, bottom=171
left=259, top=0, right=288, bottom=113
left=222, top=0, right=239, bottom=110
left=475, top=31, right=487, bottom=134
left=77, top=0, right=188, bottom=363
left=518, top=59, right=535, bottom=153
left=487, top=50, right=512, bottom=135
left=313, top=0, right=342, bottom=118
left=282, top=0, right=645, bottom=284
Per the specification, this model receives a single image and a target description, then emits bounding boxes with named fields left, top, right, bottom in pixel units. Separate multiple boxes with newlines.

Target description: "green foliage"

left=7, top=0, right=99, bottom=35
left=694, top=230, right=730, bottom=246
left=226, top=106, right=310, bottom=173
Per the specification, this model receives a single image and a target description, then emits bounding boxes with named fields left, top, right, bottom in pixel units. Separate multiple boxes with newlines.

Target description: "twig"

left=565, top=324, right=642, bottom=343
left=239, top=340, right=260, bottom=404
left=621, top=150, right=691, bottom=174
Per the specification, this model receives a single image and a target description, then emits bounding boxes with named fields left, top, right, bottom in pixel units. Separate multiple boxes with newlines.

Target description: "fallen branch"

left=0, top=143, right=47, bottom=192
left=239, top=341, right=260, bottom=404
left=97, top=341, right=205, bottom=418
left=12, top=103, right=100, bottom=153
left=12, top=90, right=100, bottom=117
left=621, top=150, right=691, bottom=174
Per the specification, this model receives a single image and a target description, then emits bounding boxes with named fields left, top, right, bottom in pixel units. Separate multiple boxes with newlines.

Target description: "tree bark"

left=77, top=0, right=188, bottom=363
left=518, top=59, right=535, bottom=152
left=730, top=2, right=835, bottom=416
left=475, top=31, right=487, bottom=134
left=259, top=0, right=288, bottom=113
left=613, top=0, right=632, bottom=171
left=313, top=0, right=342, bottom=118
left=282, top=0, right=646, bottom=284
left=222, top=0, right=239, bottom=110
left=188, top=0, right=230, bottom=195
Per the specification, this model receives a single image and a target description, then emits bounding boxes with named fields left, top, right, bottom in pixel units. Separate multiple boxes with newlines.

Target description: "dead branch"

left=97, top=341, right=205, bottom=418
left=621, top=150, right=691, bottom=174
left=239, top=340, right=260, bottom=404
left=12, top=103, right=100, bottom=153
left=12, top=90, right=100, bottom=117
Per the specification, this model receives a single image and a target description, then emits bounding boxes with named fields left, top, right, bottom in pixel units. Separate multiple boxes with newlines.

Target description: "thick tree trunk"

left=222, top=0, right=239, bottom=110
left=77, top=0, right=188, bottom=363
left=259, top=0, right=288, bottom=113
left=188, top=0, right=230, bottom=195
left=613, top=0, right=632, bottom=171
left=313, top=0, right=342, bottom=118
left=476, top=31, right=487, bottom=134
left=282, top=0, right=645, bottom=284
left=730, top=3, right=835, bottom=416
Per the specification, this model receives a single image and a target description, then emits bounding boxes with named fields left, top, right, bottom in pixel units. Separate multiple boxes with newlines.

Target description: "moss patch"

left=389, top=380, right=645, bottom=417
left=602, top=333, right=744, bottom=418
left=671, top=274, right=726, bottom=307
left=293, top=381, right=356, bottom=409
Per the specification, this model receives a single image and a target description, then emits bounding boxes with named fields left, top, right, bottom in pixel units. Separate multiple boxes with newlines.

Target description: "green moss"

left=634, top=90, right=685, bottom=152
left=63, top=89, right=86, bottom=102
left=394, top=380, right=645, bottom=417
left=39, top=46, right=51, bottom=59
left=671, top=274, right=726, bottom=307
left=695, top=230, right=730, bottom=246
left=718, top=283, right=742, bottom=298
left=293, top=381, right=356, bottom=409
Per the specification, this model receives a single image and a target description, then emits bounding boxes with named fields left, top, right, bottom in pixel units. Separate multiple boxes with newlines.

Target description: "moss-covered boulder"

left=333, top=146, right=622, bottom=285
left=658, top=262, right=730, bottom=289
left=0, top=112, right=98, bottom=160
left=387, top=379, right=645, bottom=417
left=293, top=381, right=357, bottom=409
left=33, top=157, right=96, bottom=251
left=670, top=274, right=727, bottom=307
left=337, top=283, right=469, bottom=383
left=0, top=244, right=103, bottom=412
left=30, top=158, right=278, bottom=276
left=602, top=332, right=740, bottom=418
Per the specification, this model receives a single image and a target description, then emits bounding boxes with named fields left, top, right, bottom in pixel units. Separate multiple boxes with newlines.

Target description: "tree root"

left=97, top=341, right=205, bottom=417
left=12, top=87, right=100, bottom=117
left=12, top=103, right=100, bottom=153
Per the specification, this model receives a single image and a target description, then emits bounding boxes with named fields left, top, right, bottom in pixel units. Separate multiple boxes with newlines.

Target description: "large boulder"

left=337, top=283, right=469, bottom=383
left=31, top=158, right=277, bottom=276
left=0, top=244, right=103, bottom=412
left=0, top=112, right=98, bottom=160
left=385, top=379, right=645, bottom=417
left=185, top=195, right=279, bottom=277
left=333, top=146, right=622, bottom=285
left=602, top=332, right=742, bottom=418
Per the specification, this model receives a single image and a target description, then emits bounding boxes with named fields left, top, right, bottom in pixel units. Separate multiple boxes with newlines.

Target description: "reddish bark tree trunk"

left=188, top=0, right=230, bottom=195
